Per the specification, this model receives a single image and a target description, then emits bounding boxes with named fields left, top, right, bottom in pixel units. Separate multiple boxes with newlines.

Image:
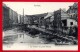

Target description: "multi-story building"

left=3, top=3, right=19, bottom=29
left=54, top=8, right=77, bottom=28
left=54, top=9, right=74, bottom=28
left=9, top=8, right=14, bottom=26
left=3, top=4, right=10, bottom=29
left=67, top=3, right=78, bottom=21
left=12, top=11, right=18, bottom=25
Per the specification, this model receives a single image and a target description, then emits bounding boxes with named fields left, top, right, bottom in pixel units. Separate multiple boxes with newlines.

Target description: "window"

left=62, top=20, right=67, bottom=26
left=70, top=22, right=73, bottom=25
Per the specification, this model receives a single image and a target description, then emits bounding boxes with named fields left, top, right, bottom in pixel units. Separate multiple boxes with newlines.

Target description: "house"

left=67, top=3, right=78, bottom=21
left=62, top=19, right=77, bottom=27
left=54, top=9, right=77, bottom=28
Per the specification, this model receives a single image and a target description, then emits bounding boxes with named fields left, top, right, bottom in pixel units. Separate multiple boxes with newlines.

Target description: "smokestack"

left=23, top=8, right=24, bottom=24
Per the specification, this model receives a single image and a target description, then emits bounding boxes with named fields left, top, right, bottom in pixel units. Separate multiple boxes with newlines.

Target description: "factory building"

left=3, top=3, right=18, bottom=30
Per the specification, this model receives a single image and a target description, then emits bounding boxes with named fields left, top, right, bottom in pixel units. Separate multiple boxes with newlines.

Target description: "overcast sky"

left=3, top=2, right=74, bottom=15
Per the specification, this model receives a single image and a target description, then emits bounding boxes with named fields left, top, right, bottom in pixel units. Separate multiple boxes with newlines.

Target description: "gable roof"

left=61, top=9, right=71, bottom=20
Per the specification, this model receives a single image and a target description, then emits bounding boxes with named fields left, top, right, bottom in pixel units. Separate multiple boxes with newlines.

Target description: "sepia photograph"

left=3, top=2, right=78, bottom=50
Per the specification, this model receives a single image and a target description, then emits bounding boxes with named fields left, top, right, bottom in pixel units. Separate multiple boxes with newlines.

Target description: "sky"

left=3, top=2, right=74, bottom=15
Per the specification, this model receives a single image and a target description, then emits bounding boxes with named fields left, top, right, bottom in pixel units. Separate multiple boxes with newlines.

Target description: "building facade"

left=67, top=3, right=78, bottom=21
left=3, top=4, right=10, bottom=29
left=3, top=3, right=19, bottom=29
left=54, top=9, right=72, bottom=28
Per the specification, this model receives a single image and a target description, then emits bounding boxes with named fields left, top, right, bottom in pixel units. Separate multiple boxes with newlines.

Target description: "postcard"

left=1, top=0, right=79, bottom=52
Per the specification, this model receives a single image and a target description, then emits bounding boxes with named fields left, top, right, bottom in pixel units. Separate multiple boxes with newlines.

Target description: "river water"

left=3, top=28, right=78, bottom=50
left=3, top=28, right=53, bottom=50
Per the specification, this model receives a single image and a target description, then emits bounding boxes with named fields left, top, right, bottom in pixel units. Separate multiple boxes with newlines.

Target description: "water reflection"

left=3, top=28, right=49, bottom=46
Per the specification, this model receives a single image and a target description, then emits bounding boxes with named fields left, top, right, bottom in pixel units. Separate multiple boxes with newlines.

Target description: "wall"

left=24, top=16, right=28, bottom=24
left=13, top=11, right=18, bottom=24
left=67, top=19, right=77, bottom=27
left=3, top=4, right=10, bottom=29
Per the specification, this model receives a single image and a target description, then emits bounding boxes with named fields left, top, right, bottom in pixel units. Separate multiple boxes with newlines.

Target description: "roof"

left=44, top=12, right=54, bottom=19
left=61, top=9, right=71, bottom=20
